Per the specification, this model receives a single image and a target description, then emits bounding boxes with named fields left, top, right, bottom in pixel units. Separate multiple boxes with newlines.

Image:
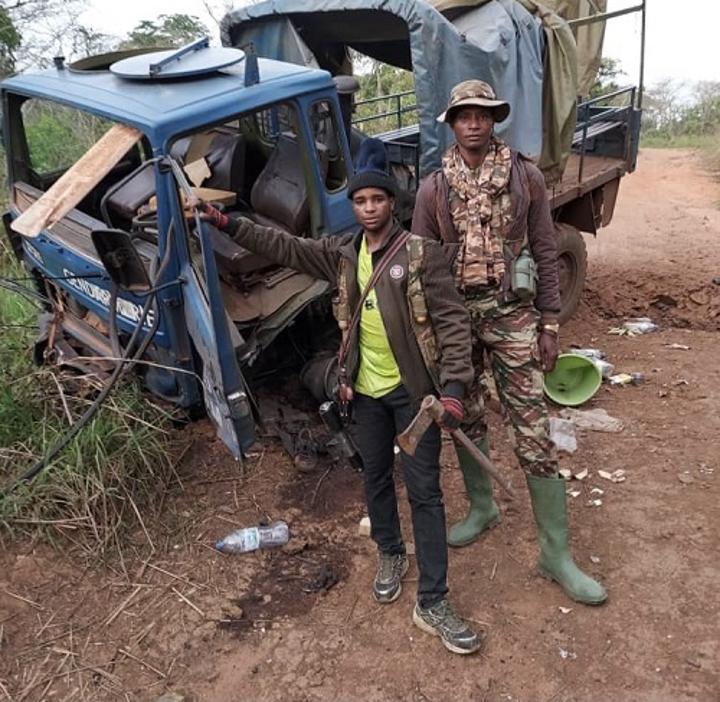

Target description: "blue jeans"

left=351, top=385, right=448, bottom=607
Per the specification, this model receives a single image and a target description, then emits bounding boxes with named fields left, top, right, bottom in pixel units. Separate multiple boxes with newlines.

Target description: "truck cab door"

left=176, top=199, right=256, bottom=459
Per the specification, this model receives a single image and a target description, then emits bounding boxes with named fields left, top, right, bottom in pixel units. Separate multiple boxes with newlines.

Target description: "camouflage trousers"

left=461, top=290, right=558, bottom=478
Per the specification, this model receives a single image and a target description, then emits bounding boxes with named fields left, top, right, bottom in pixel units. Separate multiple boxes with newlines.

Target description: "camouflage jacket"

left=411, top=150, right=561, bottom=316
left=228, top=218, right=473, bottom=405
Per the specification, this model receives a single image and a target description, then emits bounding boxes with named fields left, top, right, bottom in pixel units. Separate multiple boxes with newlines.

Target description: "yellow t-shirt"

left=353, top=237, right=402, bottom=398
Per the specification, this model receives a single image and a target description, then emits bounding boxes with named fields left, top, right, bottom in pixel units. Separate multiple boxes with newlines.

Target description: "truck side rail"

left=353, top=90, right=421, bottom=188
left=353, top=89, right=418, bottom=133
left=572, top=85, right=638, bottom=183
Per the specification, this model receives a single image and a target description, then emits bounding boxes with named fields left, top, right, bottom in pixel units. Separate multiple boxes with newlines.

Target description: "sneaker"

left=412, top=599, right=483, bottom=655
left=373, top=552, right=409, bottom=603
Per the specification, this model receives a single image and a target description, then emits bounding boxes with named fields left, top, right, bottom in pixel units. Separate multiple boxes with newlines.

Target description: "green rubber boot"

left=526, top=474, right=608, bottom=605
left=447, top=439, right=501, bottom=548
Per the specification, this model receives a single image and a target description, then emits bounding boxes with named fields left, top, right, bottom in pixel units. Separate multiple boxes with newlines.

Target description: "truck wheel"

left=555, top=223, right=587, bottom=325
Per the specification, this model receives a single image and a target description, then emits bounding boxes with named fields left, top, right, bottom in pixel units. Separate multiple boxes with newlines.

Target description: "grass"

left=701, top=137, right=720, bottom=178
left=640, top=132, right=718, bottom=149
left=641, top=130, right=720, bottom=177
left=0, top=236, right=185, bottom=558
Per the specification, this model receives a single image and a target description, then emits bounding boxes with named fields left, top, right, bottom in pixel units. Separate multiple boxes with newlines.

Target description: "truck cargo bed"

left=549, top=153, right=626, bottom=209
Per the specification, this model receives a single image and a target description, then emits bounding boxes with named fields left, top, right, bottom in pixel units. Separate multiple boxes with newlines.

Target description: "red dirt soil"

left=1, top=148, right=718, bottom=702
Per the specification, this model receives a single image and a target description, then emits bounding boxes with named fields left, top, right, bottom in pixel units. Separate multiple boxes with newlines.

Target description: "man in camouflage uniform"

left=412, top=80, right=607, bottom=605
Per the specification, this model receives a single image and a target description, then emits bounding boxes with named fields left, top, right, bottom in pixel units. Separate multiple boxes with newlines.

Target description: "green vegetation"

left=119, top=14, right=209, bottom=50
left=0, top=10, right=210, bottom=554
left=2, top=0, right=88, bottom=75
left=22, top=100, right=112, bottom=174
left=0, top=9, right=203, bottom=555
left=640, top=132, right=718, bottom=149
left=354, top=58, right=416, bottom=135
left=0, top=5, right=22, bottom=77
left=590, top=57, right=625, bottom=99
left=0, top=239, right=182, bottom=555
left=0, top=107, right=178, bottom=553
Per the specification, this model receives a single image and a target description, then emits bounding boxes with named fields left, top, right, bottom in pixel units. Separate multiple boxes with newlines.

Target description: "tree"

left=688, top=81, right=720, bottom=135
left=354, top=56, right=415, bottom=134
left=119, top=14, right=210, bottom=50
left=69, top=25, right=111, bottom=59
left=589, top=57, right=625, bottom=99
left=641, top=79, right=683, bottom=135
left=0, top=6, right=22, bottom=77
left=4, top=0, right=88, bottom=71
left=199, top=0, right=236, bottom=29
left=639, top=80, right=720, bottom=142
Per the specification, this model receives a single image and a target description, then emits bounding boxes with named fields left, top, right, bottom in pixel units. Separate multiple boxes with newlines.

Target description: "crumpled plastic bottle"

left=571, top=348, right=606, bottom=360
left=622, top=318, right=658, bottom=334
left=215, top=520, right=289, bottom=554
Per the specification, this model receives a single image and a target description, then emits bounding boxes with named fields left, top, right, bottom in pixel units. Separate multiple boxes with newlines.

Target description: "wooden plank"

left=14, top=181, right=157, bottom=264
left=11, top=124, right=142, bottom=238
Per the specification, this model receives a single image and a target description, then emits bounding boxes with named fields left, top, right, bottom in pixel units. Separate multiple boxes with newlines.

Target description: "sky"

left=79, top=0, right=719, bottom=88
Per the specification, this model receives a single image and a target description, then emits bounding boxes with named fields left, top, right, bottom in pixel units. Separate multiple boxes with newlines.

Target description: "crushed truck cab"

left=1, top=43, right=360, bottom=457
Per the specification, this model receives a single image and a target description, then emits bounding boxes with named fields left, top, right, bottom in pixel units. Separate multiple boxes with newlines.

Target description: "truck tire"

left=555, top=223, right=587, bottom=325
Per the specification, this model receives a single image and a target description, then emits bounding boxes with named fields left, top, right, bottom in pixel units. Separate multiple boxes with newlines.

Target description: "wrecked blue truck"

left=1, top=1, right=644, bottom=459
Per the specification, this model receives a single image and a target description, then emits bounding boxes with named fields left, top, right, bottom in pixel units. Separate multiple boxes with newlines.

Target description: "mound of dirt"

left=584, top=148, right=720, bottom=331
left=584, top=274, right=720, bottom=330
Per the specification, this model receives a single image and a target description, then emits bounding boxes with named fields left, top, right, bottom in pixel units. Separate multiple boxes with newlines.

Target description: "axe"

left=397, top=395, right=516, bottom=500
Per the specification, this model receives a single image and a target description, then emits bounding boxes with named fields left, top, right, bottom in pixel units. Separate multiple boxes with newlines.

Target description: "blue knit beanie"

left=347, top=138, right=397, bottom=198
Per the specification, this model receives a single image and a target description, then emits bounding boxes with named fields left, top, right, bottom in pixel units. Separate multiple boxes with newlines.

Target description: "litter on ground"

left=598, top=469, right=627, bottom=483
left=559, top=408, right=624, bottom=433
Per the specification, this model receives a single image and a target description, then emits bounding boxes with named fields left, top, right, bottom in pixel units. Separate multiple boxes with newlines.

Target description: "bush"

left=21, top=100, right=111, bottom=174
left=0, top=242, right=183, bottom=556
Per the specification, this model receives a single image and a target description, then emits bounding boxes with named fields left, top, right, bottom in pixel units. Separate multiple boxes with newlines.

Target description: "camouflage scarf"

left=442, top=137, right=513, bottom=288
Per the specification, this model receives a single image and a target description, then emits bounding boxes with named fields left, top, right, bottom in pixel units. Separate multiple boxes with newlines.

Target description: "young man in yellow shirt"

left=198, top=139, right=482, bottom=654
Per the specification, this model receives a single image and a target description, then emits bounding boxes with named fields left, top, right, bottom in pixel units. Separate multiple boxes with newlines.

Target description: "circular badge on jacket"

left=389, top=264, right=405, bottom=280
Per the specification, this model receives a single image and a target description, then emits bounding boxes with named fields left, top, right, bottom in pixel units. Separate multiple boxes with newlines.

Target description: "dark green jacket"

left=228, top=217, right=473, bottom=405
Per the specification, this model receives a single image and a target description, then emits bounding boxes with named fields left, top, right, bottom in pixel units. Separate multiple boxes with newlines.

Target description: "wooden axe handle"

left=450, top=425, right=517, bottom=500
left=397, top=395, right=516, bottom=500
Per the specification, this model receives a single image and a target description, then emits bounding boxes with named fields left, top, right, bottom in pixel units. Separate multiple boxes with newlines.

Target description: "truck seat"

left=103, top=161, right=156, bottom=222
left=171, top=130, right=247, bottom=196
left=207, top=224, right=273, bottom=277
left=105, top=131, right=248, bottom=224
left=250, top=135, right=320, bottom=236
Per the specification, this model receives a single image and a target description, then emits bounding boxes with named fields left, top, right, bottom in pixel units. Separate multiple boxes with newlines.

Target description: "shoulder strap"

left=334, top=257, right=351, bottom=331
left=337, top=230, right=411, bottom=368
left=515, top=152, right=531, bottom=248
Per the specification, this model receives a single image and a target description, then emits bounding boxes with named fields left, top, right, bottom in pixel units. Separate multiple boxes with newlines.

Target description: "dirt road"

left=1, top=149, right=718, bottom=702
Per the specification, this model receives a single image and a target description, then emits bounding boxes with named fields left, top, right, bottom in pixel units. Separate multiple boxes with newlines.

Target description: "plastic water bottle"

left=215, top=520, right=289, bottom=554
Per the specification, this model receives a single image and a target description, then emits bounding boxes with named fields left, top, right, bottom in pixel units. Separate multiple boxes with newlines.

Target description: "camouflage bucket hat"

left=437, top=79, right=511, bottom=124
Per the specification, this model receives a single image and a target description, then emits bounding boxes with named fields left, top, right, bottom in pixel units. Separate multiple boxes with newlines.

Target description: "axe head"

left=396, top=395, right=444, bottom=456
